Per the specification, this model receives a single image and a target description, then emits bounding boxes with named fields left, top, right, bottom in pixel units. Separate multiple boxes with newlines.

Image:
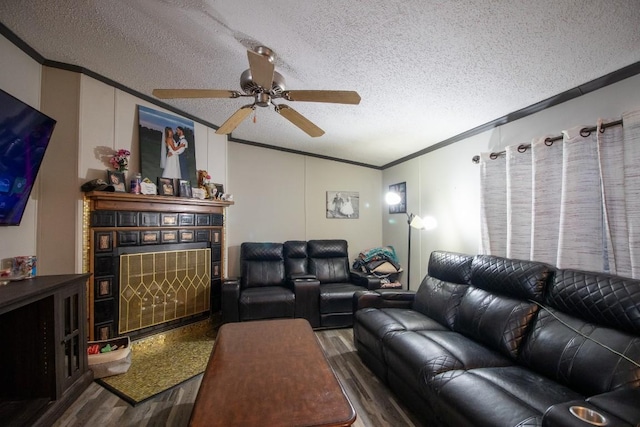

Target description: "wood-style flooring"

left=53, top=328, right=425, bottom=427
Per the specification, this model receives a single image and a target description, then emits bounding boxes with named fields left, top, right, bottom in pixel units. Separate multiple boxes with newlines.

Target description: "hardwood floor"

left=53, top=328, right=425, bottom=427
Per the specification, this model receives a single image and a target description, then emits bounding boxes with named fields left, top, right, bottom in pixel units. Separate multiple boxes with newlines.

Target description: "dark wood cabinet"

left=0, top=274, right=93, bottom=427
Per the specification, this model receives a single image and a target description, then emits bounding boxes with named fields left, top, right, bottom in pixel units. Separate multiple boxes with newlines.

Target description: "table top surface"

left=189, top=318, right=356, bottom=427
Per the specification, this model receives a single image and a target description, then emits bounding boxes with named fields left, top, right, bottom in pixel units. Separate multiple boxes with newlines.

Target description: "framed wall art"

left=326, top=191, right=359, bottom=219
left=138, top=105, right=197, bottom=186
left=388, top=182, right=407, bottom=214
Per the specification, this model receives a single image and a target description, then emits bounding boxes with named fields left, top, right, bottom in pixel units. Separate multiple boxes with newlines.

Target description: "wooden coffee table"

left=189, top=318, right=356, bottom=427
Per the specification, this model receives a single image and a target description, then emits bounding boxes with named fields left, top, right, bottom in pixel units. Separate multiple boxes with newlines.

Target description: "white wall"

left=4, top=30, right=639, bottom=286
left=227, top=143, right=382, bottom=277
left=0, top=35, right=42, bottom=261
left=74, top=76, right=230, bottom=272
left=39, top=67, right=80, bottom=274
left=385, top=72, right=640, bottom=290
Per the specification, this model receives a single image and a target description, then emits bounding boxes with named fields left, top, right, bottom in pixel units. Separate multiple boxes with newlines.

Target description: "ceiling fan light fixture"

left=240, top=69, right=286, bottom=96
left=256, top=92, right=271, bottom=107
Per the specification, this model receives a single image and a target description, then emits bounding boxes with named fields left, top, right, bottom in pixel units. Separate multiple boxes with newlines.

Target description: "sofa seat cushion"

left=354, top=308, right=448, bottom=362
left=428, top=366, right=583, bottom=427
left=319, top=283, right=364, bottom=314
left=239, top=286, right=295, bottom=320
left=383, top=330, right=513, bottom=396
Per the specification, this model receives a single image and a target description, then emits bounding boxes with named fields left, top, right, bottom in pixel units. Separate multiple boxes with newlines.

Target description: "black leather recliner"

left=221, top=242, right=295, bottom=323
left=223, top=239, right=381, bottom=328
left=306, top=239, right=381, bottom=328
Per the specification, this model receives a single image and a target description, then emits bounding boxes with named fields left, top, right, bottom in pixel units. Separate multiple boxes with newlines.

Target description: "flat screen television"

left=0, top=88, right=56, bottom=226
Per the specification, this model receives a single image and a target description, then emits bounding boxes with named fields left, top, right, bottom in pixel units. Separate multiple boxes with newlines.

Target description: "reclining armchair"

left=306, top=239, right=382, bottom=328
left=221, top=242, right=295, bottom=323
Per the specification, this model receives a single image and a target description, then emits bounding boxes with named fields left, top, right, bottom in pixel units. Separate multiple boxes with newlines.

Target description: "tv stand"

left=0, top=274, right=92, bottom=427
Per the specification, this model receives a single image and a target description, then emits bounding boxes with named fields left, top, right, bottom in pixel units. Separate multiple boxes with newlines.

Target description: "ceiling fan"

left=153, top=46, right=361, bottom=138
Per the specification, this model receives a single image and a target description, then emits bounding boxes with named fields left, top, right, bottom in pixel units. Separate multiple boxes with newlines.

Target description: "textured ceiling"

left=1, top=1, right=639, bottom=167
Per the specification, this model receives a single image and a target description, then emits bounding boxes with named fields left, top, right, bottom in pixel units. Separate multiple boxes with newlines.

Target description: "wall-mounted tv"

left=0, top=88, right=56, bottom=226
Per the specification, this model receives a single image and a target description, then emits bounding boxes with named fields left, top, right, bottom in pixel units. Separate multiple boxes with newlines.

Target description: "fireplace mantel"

left=85, top=191, right=234, bottom=212
left=84, top=191, right=233, bottom=340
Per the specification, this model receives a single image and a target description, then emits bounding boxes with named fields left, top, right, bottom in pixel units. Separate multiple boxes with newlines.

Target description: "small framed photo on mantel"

left=178, top=180, right=192, bottom=198
left=107, top=170, right=126, bottom=192
left=157, top=177, right=175, bottom=196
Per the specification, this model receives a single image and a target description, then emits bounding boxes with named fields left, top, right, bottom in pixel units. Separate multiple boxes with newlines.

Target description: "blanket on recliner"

left=352, top=246, right=402, bottom=277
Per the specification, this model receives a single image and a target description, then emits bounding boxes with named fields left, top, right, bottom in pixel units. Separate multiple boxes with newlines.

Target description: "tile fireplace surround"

left=84, top=191, right=233, bottom=340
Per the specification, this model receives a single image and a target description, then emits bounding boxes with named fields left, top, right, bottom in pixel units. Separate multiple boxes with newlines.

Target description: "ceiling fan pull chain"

left=253, top=110, right=257, bottom=124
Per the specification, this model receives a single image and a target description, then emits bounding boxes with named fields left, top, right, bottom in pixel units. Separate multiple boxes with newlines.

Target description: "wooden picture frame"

left=158, top=177, right=175, bottom=196
left=178, top=179, right=192, bottom=198
left=388, top=182, right=407, bottom=214
left=106, top=170, right=126, bottom=192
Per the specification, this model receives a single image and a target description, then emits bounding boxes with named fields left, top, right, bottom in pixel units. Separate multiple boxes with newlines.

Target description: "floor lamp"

left=385, top=191, right=425, bottom=289
left=405, top=213, right=425, bottom=289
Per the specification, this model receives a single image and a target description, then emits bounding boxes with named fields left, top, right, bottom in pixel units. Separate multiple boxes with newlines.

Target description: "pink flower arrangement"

left=110, top=149, right=131, bottom=171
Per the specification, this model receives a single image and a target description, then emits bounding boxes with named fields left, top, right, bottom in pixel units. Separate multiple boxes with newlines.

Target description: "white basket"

left=88, top=336, right=131, bottom=378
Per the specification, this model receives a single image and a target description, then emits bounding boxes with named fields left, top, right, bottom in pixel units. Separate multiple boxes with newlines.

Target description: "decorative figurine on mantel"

left=197, top=169, right=216, bottom=199
left=197, top=170, right=209, bottom=191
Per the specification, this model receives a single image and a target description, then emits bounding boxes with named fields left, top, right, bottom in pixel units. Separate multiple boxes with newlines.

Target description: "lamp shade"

left=409, top=214, right=424, bottom=229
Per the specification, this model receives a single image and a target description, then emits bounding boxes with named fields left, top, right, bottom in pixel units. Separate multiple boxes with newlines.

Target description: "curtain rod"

left=471, top=119, right=623, bottom=164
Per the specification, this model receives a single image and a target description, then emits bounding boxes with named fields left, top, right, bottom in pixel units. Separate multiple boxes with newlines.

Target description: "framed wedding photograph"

left=178, top=179, right=192, bottom=198
left=326, top=191, right=360, bottom=219
left=138, top=105, right=197, bottom=188
left=388, top=182, right=407, bottom=214
left=214, top=183, right=224, bottom=197
left=158, top=177, right=175, bottom=196
left=107, top=170, right=126, bottom=192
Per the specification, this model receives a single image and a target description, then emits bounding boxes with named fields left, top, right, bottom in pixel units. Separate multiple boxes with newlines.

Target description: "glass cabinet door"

left=58, top=283, right=86, bottom=396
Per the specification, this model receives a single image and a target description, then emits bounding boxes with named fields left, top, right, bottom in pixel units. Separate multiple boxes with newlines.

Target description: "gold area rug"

left=96, top=320, right=216, bottom=405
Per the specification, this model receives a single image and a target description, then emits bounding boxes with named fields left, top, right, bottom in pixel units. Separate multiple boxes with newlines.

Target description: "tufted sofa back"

left=240, top=242, right=285, bottom=289
left=413, top=251, right=473, bottom=329
left=519, top=268, right=640, bottom=395
left=307, top=239, right=350, bottom=284
left=453, top=255, right=554, bottom=359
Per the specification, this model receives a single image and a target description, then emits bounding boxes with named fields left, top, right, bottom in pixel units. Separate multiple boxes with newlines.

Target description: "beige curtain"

left=479, top=108, right=640, bottom=278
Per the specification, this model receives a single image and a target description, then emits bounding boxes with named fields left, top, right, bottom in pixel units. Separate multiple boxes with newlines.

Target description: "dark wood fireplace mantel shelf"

left=85, top=191, right=234, bottom=213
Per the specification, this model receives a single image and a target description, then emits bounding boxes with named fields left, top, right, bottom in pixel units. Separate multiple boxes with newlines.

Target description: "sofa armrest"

left=292, top=278, right=320, bottom=328
left=221, top=278, right=240, bottom=324
left=289, top=273, right=317, bottom=280
left=542, top=398, right=634, bottom=427
left=350, top=270, right=382, bottom=290
left=353, top=289, right=416, bottom=311
left=587, top=389, right=640, bottom=426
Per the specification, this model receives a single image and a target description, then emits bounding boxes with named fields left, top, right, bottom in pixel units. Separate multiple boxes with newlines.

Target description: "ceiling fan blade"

left=276, top=104, right=325, bottom=138
left=152, top=89, right=239, bottom=99
left=247, top=50, right=275, bottom=89
left=284, top=90, right=361, bottom=105
left=215, top=105, right=255, bottom=135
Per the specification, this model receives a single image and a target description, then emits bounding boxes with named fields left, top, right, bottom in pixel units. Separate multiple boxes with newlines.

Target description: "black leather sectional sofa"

left=353, top=250, right=640, bottom=427
left=222, top=239, right=381, bottom=328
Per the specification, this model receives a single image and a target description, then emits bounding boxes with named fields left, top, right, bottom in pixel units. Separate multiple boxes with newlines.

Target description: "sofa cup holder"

left=569, top=406, right=608, bottom=426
